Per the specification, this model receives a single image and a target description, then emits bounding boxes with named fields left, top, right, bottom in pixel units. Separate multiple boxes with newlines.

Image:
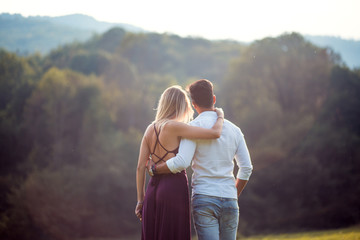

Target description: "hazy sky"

left=2, top=0, right=360, bottom=42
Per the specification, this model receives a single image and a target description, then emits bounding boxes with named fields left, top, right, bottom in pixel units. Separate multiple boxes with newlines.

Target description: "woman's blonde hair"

left=154, top=85, right=194, bottom=126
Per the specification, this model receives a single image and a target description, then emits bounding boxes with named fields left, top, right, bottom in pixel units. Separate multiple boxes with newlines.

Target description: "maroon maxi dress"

left=141, top=125, right=191, bottom=240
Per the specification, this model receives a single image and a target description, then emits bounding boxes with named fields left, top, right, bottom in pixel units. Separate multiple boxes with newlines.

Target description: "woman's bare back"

left=145, top=122, right=181, bottom=163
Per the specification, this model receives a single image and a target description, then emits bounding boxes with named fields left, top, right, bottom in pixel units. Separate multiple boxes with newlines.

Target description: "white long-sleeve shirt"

left=166, top=111, right=253, bottom=199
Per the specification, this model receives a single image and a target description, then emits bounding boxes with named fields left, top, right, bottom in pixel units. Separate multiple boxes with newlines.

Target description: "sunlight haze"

left=2, top=0, right=359, bottom=41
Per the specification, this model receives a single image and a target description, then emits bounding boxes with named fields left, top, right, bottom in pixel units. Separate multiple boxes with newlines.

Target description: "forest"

left=0, top=28, right=359, bottom=240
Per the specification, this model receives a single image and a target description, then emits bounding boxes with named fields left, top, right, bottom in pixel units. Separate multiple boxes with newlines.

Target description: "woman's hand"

left=215, top=107, right=224, bottom=119
left=135, top=201, right=143, bottom=221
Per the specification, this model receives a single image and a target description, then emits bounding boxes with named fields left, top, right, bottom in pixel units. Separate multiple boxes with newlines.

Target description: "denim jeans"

left=192, top=194, right=239, bottom=240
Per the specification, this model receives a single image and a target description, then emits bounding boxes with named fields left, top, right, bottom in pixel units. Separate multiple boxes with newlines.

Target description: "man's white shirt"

left=166, top=111, right=253, bottom=199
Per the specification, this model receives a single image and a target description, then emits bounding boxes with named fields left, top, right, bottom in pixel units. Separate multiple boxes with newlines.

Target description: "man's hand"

left=146, top=157, right=155, bottom=176
left=236, top=179, right=248, bottom=197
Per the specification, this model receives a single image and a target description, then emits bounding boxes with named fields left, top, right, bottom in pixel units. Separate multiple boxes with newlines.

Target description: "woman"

left=135, top=85, right=224, bottom=240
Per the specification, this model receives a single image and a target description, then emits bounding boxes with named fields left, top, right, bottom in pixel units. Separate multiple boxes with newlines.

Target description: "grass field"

left=121, top=226, right=360, bottom=240
left=240, top=226, right=360, bottom=240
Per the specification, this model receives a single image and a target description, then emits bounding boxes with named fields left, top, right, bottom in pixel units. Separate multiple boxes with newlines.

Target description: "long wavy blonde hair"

left=154, top=85, right=194, bottom=127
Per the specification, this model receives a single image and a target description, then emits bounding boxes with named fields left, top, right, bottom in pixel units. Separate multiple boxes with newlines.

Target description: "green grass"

left=240, top=226, right=360, bottom=240
left=96, top=226, right=360, bottom=239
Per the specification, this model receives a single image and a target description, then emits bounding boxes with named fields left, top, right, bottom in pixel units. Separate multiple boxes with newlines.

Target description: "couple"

left=135, top=79, right=253, bottom=240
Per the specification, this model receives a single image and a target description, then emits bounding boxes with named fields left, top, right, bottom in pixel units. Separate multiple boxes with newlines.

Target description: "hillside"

left=305, top=35, right=360, bottom=69
left=0, top=13, right=359, bottom=69
left=1, top=29, right=359, bottom=239
left=0, top=13, right=143, bottom=54
left=32, top=13, right=144, bottom=33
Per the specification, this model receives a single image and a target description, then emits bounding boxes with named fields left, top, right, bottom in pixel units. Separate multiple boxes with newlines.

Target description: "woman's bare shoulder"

left=144, top=123, right=155, bottom=138
left=145, top=123, right=155, bottom=130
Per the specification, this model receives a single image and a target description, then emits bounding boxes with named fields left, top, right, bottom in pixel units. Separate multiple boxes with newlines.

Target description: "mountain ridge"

left=0, top=13, right=359, bottom=68
left=31, top=13, right=145, bottom=33
left=305, top=35, right=360, bottom=69
left=0, top=13, right=144, bottom=54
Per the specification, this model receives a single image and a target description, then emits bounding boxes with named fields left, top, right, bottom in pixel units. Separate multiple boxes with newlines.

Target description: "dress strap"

left=152, top=124, right=160, bottom=155
left=151, top=124, right=178, bottom=164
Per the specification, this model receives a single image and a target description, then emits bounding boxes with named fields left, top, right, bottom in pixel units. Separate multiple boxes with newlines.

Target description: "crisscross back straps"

left=151, top=124, right=179, bottom=164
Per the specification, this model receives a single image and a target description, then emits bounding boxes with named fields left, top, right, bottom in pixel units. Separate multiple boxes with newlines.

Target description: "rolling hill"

left=0, top=13, right=359, bottom=69
left=0, top=13, right=143, bottom=54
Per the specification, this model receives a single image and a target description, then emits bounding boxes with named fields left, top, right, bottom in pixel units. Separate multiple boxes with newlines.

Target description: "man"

left=148, top=79, right=253, bottom=240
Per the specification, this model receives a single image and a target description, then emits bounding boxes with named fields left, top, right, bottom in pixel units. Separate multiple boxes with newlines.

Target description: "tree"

left=23, top=67, right=103, bottom=167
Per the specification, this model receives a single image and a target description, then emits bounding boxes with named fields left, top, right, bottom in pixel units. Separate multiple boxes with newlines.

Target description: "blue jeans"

left=192, top=194, right=239, bottom=240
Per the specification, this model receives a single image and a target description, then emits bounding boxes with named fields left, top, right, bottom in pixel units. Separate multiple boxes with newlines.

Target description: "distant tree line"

left=0, top=29, right=359, bottom=239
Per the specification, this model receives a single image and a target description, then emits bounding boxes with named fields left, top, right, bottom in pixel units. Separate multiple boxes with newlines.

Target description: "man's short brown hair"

left=187, top=79, right=214, bottom=108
